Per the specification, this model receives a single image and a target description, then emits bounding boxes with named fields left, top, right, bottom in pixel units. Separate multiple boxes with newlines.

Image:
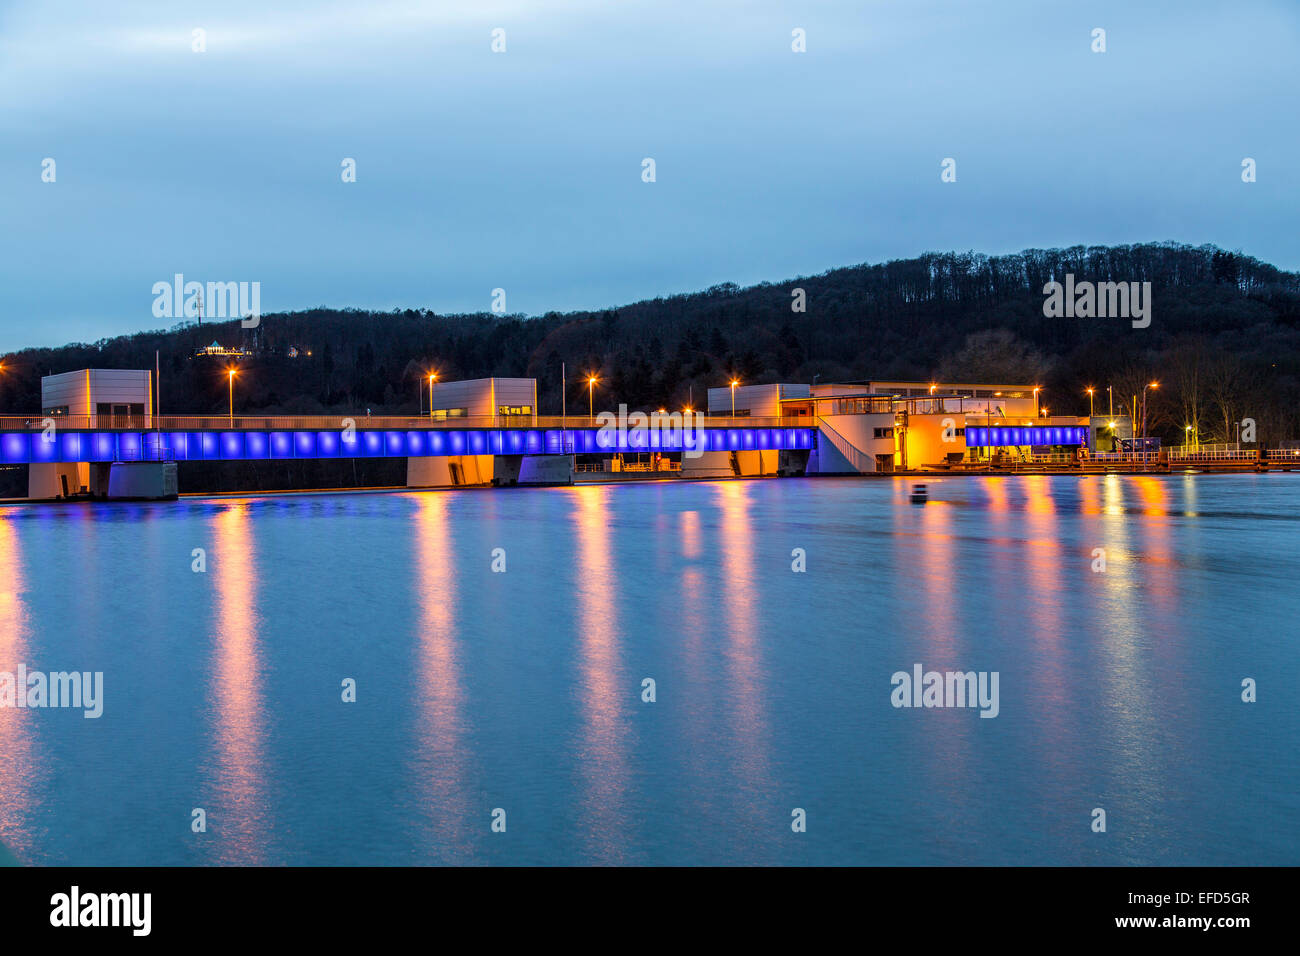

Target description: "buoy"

left=910, top=483, right=928, bottom=504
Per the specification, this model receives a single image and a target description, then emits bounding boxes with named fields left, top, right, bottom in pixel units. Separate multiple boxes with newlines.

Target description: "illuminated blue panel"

left=219, top=432, right=244, bottom=460
left=58, top=432, right=85, bottom=462
left=467, top=431, right=487, bottom=455
left=1, top=433, right=28, bottom=464
left=406, top=431, right=427, bottom=457
left=296, top=432, right=317, bottom=457
left=359, top=431, right=383, bottom=457
left=87, top=432, right=116, bottom=461
left=447, top=431, right=465, bottom=455
left=505, top=430, right=524, bottom=454
left=119, top=432, right=143, bottom=461
left=269, top=432, right=293, bottom=459
left=427, top=431, right=446, bottom=456
left=244, top=432, right=269, bottom=459
left=385, top=431, right=405, bottom=456
left=193, top=432, right=216, bottom=460
left=31, top=433, right=58, bottom=463
left=340, top=432, right=363, bottom=457
left=167, top=433, right=190, bottom=460
left=142, top=433, right=170, bottom=461
left=317, top=431, right=341, bottom=458
left=525, top=431, right=544, bottom=454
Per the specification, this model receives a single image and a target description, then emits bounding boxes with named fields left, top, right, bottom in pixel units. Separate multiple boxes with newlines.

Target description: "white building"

left=428, top=377, right=537, bottom=420
left=706, top=383, right=810, bottom=418
left=42, top=369, right=152, bottom=426
left=30, top=369, right=168, bottom=499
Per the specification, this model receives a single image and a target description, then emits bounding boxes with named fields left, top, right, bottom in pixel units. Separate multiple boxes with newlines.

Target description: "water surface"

left=0, top=474, right=1295, bottom=865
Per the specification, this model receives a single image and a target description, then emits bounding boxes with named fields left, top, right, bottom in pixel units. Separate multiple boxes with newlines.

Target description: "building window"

left=498, top=405, right=533, bottom=416
left=873, top=427, right=894, bottom=439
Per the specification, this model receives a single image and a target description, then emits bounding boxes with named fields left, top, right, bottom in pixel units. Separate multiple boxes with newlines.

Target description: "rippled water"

left=0, top=474, right=1296, bottom=865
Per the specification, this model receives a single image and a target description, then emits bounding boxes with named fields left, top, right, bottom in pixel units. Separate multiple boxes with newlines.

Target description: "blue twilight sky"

left=1, top=0, right=1296, bottom=351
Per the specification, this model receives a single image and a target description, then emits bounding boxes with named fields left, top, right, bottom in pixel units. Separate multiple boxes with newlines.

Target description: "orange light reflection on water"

left=572, top=485, right=628, bottom=862
left=714, top=481, right=771, bottom=826
left=207, top=502, right=269, bottom=864
left=412, top=491, right=470, bottom=856
left=0, top=516, right=38, bottom=862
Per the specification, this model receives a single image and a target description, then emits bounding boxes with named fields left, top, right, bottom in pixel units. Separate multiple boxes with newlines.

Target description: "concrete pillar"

left=106, top=462, right=178, bottom=500
left=518, top=454, right=573, bottom=485
left=493, top=455, right=523, bottom=487
left=680, top=450, right=734, bottom=479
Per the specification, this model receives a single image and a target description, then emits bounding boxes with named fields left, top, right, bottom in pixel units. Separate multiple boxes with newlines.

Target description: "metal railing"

left=1090, top=452, right=1163, bottom=464
left=0, top=413, right=811, bottom=432
left=1167, top=444, right=1258, bottom=462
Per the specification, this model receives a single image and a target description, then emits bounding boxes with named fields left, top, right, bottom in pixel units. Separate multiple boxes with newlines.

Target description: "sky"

left=1, top=0, right=1297, bottom=351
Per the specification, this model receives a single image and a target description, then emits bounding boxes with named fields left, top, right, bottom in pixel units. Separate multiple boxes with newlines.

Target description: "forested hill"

left=4, top=241, right=1299, bottom=444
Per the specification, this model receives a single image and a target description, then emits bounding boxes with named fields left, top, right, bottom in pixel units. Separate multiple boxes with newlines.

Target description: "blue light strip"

left=0, top=427, right=816, bottom=464
left=965, top=426, right=1090, bottom=448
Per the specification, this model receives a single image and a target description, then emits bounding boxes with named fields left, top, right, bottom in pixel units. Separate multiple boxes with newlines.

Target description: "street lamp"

left=587, top=374, right=598, bottom=423
left=1142, top=381, right=1158, bottom=439
left=1032, top=386, right=1041, bottom=417
left=227, top=367, right=237, bottom=426
left=1106, top=385, right=1113, bottom=419
left=428, top=372, right=438, bottom=420
left=729, top=378, right=740, bottom=418
left=1086, top=387, right=1094, bottom=417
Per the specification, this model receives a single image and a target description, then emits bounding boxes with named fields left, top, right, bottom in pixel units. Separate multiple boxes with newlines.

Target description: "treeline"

left=3, top=242, right=1299, bottom=445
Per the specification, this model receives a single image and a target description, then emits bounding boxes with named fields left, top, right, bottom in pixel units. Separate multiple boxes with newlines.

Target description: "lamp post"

left=1033, top=386, right=1041, bottom=418
left=1107, top=385, right=1113, bottom=419
left=1142, top=381, right=1158, bottom=439
left=227, top=368, right=237, bottom=426
left=587, top=375, right=597, bottom=424
left=730, top=378, right=739, bottom=418
left=1086, top=387, right=1094, bottom=417
left=428, top=372, right=437, bottom=420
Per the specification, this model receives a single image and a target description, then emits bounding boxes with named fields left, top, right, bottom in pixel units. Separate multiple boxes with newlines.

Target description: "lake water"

left=0, top=474, right=1296, bottom=865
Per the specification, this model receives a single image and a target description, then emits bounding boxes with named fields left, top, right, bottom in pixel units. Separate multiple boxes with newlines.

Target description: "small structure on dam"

left=27, top=369, right=176, bottom=500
